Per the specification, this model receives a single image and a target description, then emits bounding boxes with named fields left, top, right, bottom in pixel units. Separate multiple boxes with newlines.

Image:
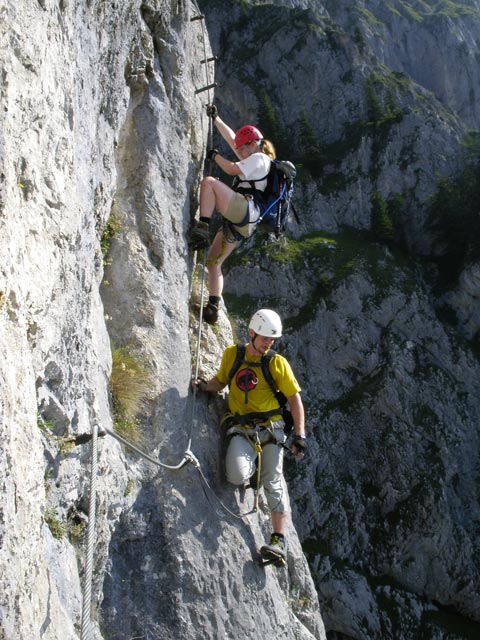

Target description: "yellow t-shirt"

left=216, top=344, right=301, bottom=419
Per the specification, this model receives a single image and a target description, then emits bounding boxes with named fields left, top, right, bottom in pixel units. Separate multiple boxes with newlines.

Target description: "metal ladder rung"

left=195, top=82, right=217, bottom=94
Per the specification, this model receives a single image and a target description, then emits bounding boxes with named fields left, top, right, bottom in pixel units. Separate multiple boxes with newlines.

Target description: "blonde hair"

left=259, top=139, right=276, bottom=159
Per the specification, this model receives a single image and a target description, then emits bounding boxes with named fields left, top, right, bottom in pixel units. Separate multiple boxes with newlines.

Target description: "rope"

left=253, top=438, right=263, bottom=513
left=187, top=0, right=216, bottom=448
left=103, top=426, right=197, bottom=470
left=195, top=466, right=258, bottom=520
left=188, top=248, right=207, bottom=450
left=80, top=423, right=98, bottom=640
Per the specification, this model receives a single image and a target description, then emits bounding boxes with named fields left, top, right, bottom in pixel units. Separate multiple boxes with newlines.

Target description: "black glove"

left=206, top=148, right=219, bottom=161
left=206, top=103, right=218, bottom=120
left=191, top=377, right=209, bottom=393
left=291, top=435, right=307, bottom=454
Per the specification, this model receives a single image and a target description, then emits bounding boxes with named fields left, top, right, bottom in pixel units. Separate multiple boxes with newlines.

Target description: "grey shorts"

left=224, top=423, right=289, bottom=513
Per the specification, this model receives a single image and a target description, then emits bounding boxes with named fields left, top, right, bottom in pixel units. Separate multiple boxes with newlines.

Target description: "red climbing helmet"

left=234, top=125, right=263, bottom=148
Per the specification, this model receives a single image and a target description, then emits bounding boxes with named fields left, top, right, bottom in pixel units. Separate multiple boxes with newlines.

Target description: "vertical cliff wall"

left=1, top=0, right=134, bottom=636
left=0, top=1, right=325, bottom=639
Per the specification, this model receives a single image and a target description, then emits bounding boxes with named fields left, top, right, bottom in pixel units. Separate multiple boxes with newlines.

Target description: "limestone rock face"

left=202, top=0, right=479, bottom=255
left=323, top=0, right=480, bottom=128
left=1, top=0, right=133, bottom=637
left=225, top=236, right=480, bottom=639
left=0, top=1, right=325, bottom=639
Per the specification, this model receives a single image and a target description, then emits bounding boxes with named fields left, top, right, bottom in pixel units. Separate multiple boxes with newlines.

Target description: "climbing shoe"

left=260, top=534, right=286, bottom=567
left=188, top=220, right=210, bottom=249
left=266, top=533, right=286, bottom=554
left=202, top=301, right=219, bottom=324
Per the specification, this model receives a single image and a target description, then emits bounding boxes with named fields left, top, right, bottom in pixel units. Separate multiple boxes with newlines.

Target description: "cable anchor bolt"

left=183, top=450, right=200, bottom=468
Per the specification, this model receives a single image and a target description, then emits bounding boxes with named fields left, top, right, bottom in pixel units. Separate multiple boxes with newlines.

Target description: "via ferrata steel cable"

left=187, top=1, right=216, bottom=451
left=80, top=424, right=98, bottom=640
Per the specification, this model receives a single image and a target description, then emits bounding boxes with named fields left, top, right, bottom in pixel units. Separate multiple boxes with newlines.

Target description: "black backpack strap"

left=261, top=350, right=287, bottom=408
left=229, top=343, right=261, bottom=404
left=290, top=200, right=300, bottom=224
left=262, top=350, right=293, bottom=434
left=260, top=349, right=277, bottom=393
left=229, top=346, right=278, bottom=392
left=228, top=344, right=283, bottom=406
left=232, top=162, right=273, bottom=201
left=227, top=344, right=246, bottom=386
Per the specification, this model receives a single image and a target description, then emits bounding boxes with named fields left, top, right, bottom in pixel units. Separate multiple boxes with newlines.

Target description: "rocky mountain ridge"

left=203, top=0, right=480, bottom=638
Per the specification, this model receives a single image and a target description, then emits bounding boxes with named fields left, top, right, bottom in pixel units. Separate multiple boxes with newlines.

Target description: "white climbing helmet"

left=249, top=309, right=282, bottom=338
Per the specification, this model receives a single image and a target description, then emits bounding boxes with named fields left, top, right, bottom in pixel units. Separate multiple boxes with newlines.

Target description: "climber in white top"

left=188, top=104, right=276, bottom=325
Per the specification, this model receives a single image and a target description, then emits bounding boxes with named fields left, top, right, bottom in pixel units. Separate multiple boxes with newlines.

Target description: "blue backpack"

left=232, top=159, right=299, bottom=239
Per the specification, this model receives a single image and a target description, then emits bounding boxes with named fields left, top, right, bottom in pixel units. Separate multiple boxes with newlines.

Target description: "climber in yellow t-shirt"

left=193, top=309, right=307, bottom=564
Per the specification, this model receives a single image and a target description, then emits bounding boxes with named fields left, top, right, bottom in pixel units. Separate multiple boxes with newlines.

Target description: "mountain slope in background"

left=200, top=1, right=480, bottom=638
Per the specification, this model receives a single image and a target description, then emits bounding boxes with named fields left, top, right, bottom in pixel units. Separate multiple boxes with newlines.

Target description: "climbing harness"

left=243, top=429, right=263, bottom=514
left=232, top=159, right=299, bottom=239
left=194, top=428, right=265, bottom=520
left=219, top=415, right=290, bottom=516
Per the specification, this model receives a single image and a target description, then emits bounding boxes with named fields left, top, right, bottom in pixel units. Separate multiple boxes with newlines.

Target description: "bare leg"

left=206, top=229, right=238, bottom=297
left=271, top=511, right=287, bottom=535
left=200, top=176, right=235, bottom=218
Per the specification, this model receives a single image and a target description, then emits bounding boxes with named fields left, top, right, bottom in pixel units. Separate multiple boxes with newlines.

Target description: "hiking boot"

left=188, top=220, right=210, bottom=249
left=266, top=533, right=285, bottom=554
left=260, top=533, right=287, bottom=566
left=203, top=302, right=219, bottom=324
